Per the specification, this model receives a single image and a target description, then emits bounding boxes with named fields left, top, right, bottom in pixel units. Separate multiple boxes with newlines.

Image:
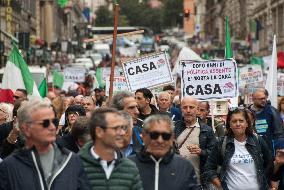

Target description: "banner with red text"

left=181, top=59, right=238, bottom=100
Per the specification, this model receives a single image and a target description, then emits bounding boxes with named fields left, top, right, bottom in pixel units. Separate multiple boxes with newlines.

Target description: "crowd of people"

left=0, top=86, right=284, bottom=190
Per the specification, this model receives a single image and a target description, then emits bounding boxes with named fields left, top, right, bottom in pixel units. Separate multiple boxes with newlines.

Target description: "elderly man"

left=82, top=96, right=96, bottom=118
left=174, top=96, right=216, bottom=187
left=110, top=91, right=144, bottom=150
left=0, top=100, right=90, bottom=190
left=157, top=91, right=181, bottom=122
left=249, top=88, right=284, bottom=155
left=129, top=114, right=200, bottom=190
left=79, top=108, right=143, bottom=190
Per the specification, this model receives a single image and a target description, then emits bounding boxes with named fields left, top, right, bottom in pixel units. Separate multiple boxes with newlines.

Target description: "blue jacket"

left=174, top=119, right=217, bottom=177
left=203, top=134, right=273, bottom=190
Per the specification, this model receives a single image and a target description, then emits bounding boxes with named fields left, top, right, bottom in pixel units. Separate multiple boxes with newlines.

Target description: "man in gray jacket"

left=129, top=114, right=200, bottom=190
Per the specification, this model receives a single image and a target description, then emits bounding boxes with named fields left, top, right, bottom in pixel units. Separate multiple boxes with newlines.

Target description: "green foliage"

left=95, top=6, right=114, bottom=26
left=162, top=0, right=183, bottom=28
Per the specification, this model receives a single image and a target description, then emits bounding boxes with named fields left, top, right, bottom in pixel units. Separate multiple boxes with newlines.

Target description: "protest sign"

left=122, top=52, right=173, bottom=92
left=278, top=73, right=284, bottom=96
left=105, top=76, right=129, bottom=96
left=181, top=59, right=238, bottom=100
left=239, top=64, right=263, bottom=86
left=63, top=67, right=86, bottom=82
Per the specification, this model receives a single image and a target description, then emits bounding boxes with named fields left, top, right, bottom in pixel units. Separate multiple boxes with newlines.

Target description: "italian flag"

left=1, top=44, right=40, bottom=99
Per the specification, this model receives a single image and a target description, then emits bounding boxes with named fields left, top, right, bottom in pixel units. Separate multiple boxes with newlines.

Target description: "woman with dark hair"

left=59, top=104, right=86, bottom=136
left=203, top=108, right=273, bottom=190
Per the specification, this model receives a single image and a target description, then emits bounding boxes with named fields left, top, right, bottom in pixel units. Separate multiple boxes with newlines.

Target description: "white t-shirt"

left=226, top=139, right=259, bottom=190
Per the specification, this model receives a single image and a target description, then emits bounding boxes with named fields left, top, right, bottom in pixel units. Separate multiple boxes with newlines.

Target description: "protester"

left=198, top=101, right=225, bottom=138
left=58, top=96, right=74, bottom=131
left=249, top=88, right=284, bottom=155
left=278, top=97, right=284, bottom=124
left=59, top=104, right=86, bottom=136
left=82, top=96, right=96, bottom=118
left=117, top=111, right=142, bottom=156
left=110, top=91, right=144, bottom=149
left=57, top=116, right=90, bottom=153
left=271, top=139, right=284, bottom=190
left=135, top=88, right=160, bottom=120
left=129, top=114, right=200, bottom=190
left=94, top=87, right=104, bottom=107
left=204, top=108, right=273, bottom=190
left=74, top=95, right=84, bottom=105
left=79, top=108, right=143, bottom=189
left=0, top=103, right=13, bottom=125
left=47, top=91, right=57, bottom=101
left=157, top=91, right=181, bottom=121
left=174, top=96, right=216, bottom=187
left=13, top=89, right=28, bottom=102
left=0, top=99, right=91, bottom=190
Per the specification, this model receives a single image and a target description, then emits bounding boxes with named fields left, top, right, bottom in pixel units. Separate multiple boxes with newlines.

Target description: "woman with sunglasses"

left=203, top=108, right=273, bottom=190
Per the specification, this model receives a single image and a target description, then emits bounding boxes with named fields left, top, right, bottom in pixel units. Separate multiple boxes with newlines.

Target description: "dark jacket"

left=203, top=134, right=273, bottom=190
left=174, top=119, right=217, bottom=176
left=0, top=143, right=91, bottom=190
left=79, top=142, right=143, bottom=190
left=56, top=134, right=80, bottom=153
left=129, top=148, right=200, bottom=190
left=138, top=104, right=160, bottom=121
left=271, top=165, right=284, bottom=189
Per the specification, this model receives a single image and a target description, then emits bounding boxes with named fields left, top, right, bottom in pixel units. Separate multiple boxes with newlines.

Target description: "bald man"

left=174, top=96, right=216, bottom=187
left=249, top=88, right=284, bottom=155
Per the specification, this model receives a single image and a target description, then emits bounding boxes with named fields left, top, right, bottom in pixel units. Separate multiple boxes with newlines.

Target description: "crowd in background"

left=0, top=85, right=284, bottom=190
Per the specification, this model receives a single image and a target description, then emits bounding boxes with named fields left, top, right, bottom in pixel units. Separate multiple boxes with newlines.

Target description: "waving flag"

left=1, top=44, right=40, bottom=97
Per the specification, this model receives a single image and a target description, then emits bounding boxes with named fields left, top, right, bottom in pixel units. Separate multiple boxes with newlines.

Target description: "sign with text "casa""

left=181, top=59, right=238, bottom=100
left=122, top=52, right=173, bottom=92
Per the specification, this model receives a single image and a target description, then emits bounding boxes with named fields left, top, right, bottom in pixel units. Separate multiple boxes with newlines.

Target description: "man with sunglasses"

left=79, top=108, right=143, bottom=190
left=129, top=114, right=200, bottom=190
left=175, top=96, right=216, bottom=188
left=0, top=99, right=91, bottom=190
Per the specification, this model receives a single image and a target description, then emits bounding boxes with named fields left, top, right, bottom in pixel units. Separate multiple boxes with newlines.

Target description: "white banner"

left=181, top=59, right=238, bottom=100
left=239, top=64, right=263, bottom=86
left=63, top=67, right=86, bottom=82
left=102, top=67, right=122, bottom=81
left=122, top=52, right=173, bottom=92
left=105, top=76, right=129, bottom=96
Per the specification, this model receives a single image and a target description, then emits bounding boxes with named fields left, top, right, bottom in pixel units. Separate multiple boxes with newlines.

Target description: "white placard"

left=105, top=76, right=129, bottom=96
left=63, top=67, right=86, bottom=82
left=122, top=52, right=173, bottom=92
left=239, top=64, right=263, bottom=86
left=181, top=59, right=238, bottom=100
left=102, top=67, right=122, bottom=81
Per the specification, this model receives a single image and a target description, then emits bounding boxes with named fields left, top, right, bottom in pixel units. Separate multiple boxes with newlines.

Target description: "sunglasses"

left=13, top=96, right=20, bottom=99
left=30, top=118, right=59, bottom=128
left=146, top=131, right=172, bottom=141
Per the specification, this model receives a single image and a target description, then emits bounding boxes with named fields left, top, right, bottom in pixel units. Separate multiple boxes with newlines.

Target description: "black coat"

left=129, top=149, right=201, bottom=190
left=0, top=143, right=91, bottom=190
left=174, top=119, right=217, bottom=176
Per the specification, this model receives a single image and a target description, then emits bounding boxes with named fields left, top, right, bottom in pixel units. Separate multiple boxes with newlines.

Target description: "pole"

left=109, top=4, right=119, bottom=101
left=84, top=30, right=144, bottom=43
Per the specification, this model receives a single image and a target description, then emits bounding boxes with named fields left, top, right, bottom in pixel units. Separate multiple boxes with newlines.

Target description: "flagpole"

left=109, top=4, right=119, bottom=101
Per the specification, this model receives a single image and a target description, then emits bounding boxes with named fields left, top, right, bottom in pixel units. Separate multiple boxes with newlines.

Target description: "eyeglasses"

left=105, top=125, right=129, bottom=133
left=68, top=112, right=79, bottom=117
left=29, top=118, right=59, bottom=128
left=146, top=131, right=172, bottom=141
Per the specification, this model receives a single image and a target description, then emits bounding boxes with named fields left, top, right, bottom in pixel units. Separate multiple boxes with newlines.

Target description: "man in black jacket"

left=0, top=99, right=90, bottom=190
left=129, top=114, right=200, bottom=190
left=174, top=96, right=216, bottom=187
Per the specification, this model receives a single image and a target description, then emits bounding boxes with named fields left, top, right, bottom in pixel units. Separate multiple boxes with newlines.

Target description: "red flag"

left=0, top=89, right=14, bottom=103
left=278, top=52, right=284, bottom=68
